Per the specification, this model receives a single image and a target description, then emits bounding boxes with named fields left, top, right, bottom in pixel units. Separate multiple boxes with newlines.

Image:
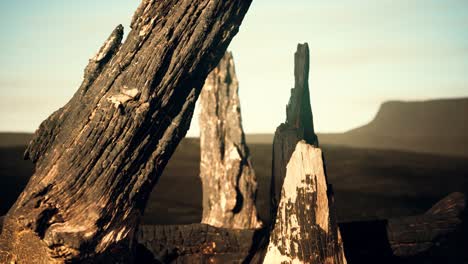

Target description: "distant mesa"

left=348, top=97, right=468, bottom=138
left=247, top=97, right=468, bottom=157
left=1, top=97, right=468, bottom=157
left=319, top=97, right=468, bottom=157
left=0, top=132, right=32, bottom=148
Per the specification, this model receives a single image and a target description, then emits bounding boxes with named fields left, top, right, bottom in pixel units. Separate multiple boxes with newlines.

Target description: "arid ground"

left=2, top=135, right=467, bottom=227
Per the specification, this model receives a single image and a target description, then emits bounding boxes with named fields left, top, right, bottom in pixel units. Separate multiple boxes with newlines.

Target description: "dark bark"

left=387, top=192, right=466, bottom=257
left=137, top=224, right=255, bottom=263
left=199, top=52, right=262, bottom=229
left=0, top=0, right=252, bottom=263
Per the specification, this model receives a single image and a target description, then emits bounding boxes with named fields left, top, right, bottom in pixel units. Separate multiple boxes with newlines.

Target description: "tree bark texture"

left=0, top=0, right=252, bottom=263
left=199, top=52, right=262, bottom=229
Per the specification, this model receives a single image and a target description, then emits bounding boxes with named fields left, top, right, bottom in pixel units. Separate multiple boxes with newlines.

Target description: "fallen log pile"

left=133, top=192, right=466, bottom=263
left=2, top=191, right=466, bottom=263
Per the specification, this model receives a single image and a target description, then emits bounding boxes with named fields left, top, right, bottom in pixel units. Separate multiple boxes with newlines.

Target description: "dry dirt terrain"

left=2, top=135, right=467, bottom=227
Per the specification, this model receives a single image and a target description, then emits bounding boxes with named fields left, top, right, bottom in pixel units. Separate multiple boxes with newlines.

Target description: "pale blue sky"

left=1, top=1, right=467, bottom=136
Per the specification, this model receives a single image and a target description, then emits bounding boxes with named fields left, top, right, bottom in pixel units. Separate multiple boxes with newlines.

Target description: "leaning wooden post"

left=264, top=43, right=347, bottom=263
left=0, top=0, right=252, bottom=263
left=199, top=52, right=262, bottom=229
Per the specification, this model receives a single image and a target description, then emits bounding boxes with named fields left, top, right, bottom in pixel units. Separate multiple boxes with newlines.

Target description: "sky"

left=1, top=1, right=467, bottom=136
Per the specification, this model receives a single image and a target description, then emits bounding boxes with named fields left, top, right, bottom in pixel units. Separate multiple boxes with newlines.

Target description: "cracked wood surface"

left=0, top=0, right=252, bottom=263
left=199, top=52, right=262, bottom=229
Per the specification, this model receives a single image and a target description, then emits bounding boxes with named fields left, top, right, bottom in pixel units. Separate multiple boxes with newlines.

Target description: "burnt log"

left=388, top=192, right=466, bottom=258
left=270, top=43, right=319, bottom=220
left=340, top=192, right=467, bottom=263
left=137, top=224, right=255, bottom=263
left=0, top=0, right=252, bottom=263
left=258, top=43, right=346, bottom=263
left=199, top=52, right=262, bottom=229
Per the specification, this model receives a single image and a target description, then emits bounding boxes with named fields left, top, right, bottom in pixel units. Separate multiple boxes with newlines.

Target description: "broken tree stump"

left=0, top=0, right=252, bottom=263
left=270, top=43, right=319, bottom=220
left=264, top=142, right=347, bottom=264
left=262, top=43, right=346, bottom=263
left=199, top=52, right=262, bottom=229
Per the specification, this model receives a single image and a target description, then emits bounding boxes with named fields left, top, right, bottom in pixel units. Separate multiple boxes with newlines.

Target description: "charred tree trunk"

left=199, top=52, right=262, bottom=229
left=270, top=44, right=319, bottom=220
left=264, top=141, right=347, bottom=264
left=0, top=0, right=252, bottom=263
left=137, top=224, right=255, bottom=263
left=260, top=43, right=346, bottom=263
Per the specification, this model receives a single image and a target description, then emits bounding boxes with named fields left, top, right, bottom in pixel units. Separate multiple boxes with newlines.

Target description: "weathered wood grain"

left=264, top=141, right=347, bottom=264
left=199, top=52, right=262, bottom=229
left=0, top=0, right=252, bottom=262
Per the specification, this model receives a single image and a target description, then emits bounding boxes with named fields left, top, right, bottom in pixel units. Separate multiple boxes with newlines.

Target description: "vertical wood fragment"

left=271, top=43, right=319, bottom=219
left=262, top=43, right=346, bottom=263
left=199, top=52, right=262, bottom=229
